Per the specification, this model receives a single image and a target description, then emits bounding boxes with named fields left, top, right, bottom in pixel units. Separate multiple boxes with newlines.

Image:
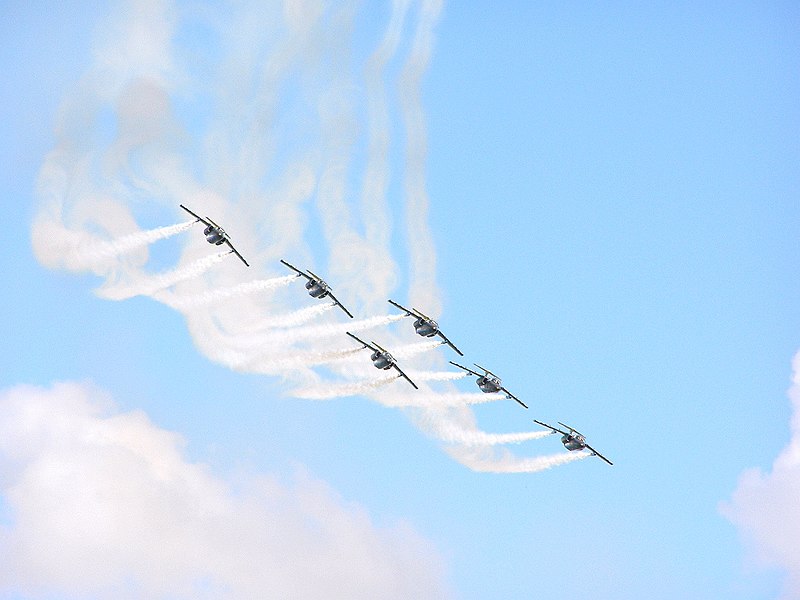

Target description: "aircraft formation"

left=179, top=204, right=613, bottom=466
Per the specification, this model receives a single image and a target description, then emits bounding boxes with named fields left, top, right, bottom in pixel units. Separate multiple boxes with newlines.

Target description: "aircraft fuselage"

left=413, top=317, right=439, bottom=337
left=476, top=375, right=502, bottom=394
left=203, top=225, right=227, bottom=245
left=371, top=350, right=395, bottom=370
left=305, top=279, right=330, bottom=299
left=561, top=435, right=587, bottom=452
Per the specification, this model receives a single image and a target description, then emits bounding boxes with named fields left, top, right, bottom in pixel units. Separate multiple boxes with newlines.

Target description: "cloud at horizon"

left=721, top=351, right=800, bottom=600
left=0, top=381, right=451, bottom=599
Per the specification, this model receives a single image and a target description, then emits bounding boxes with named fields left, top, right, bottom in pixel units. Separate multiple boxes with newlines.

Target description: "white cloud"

left=721, top=351, right=800, bottom=599
left=0, top=382, right=450, bottom=599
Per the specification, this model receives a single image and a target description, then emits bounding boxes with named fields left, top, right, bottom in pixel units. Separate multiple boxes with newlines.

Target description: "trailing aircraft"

left=533, top=420, right=613, bottom=465
left=346, top=332, right=418, bottom=389
left=388, top=299, right=463, bottom=355
left=281, top=259, right=354, bottom=318
left=449, top=362, right=528, bottom=408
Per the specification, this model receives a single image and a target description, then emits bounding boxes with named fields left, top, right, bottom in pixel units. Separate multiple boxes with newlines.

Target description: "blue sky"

left=2, top=1, right=799, bottom=599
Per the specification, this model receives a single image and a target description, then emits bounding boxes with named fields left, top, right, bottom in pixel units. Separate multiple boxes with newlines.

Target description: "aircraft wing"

left=371, top=340, right=390, bottom=353
left=584, top=443, right=613, bottom=466
left=533, top=419, right=569, bottom=436
left=326, top=290, right=354, bottom=319
left=436, top=331, right=464, bottom=356
left=392, top=364, right=419, bottom=390
left=449, top=361, right=483, bottom=378
left=346, top=331, right=378, bottom=353
left=388, top=299, right=415, bottom=317
left=389, top=299, right=443, bottom=323
left=280, top=259, right=313, bottom=282
left=389, top=300, right=462, bottom=354
left=179, top=204, right=213, bottom=227
left=558, top=421, right=586, bottom=438
left=225, top=240, right=250, bottom=267
left=473, top=363, right=501, bottom=379
left=306, top=269, right=325, bottom=282
left=501, top=386, right=528, bottom=409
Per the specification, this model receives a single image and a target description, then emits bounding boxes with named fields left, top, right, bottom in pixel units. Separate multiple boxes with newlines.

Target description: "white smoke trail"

left=187, top=318, right=353, bottom=376
left=428, top=392, right=510, bottom=407
left=293, top=374, right=400, bottom=400
left=361, top=0, right=410, bottom=248
left=385, top=396, right=553, bottom=445
left=218, top=342, right=363, bottom=374
left=85, top=220, right=194, bottom=261
left=251, top=302, right=337, bottom=330
left=355, top=0, right=412, bottom=306
left=159, top=274, right=296, bottom=309
left=313, top=4, right=372, bottom=310
left=31, top=216, right=192, bottom=274
left=433, top=426, right=552, bottom=447
left=221, top=313, right=406, bottom=352
left=375, top=391, right=507, bottom=409
left=390, top=340, right=446, bottom=359
left=451, top=447, right=591, bottom=473
left=97, top=252, right=229, bottom=300
left=406, top=370, right=468, bottom=382
left=400, top=0, right=444, bottom=311
left=255, top=346, right=364, bottom=370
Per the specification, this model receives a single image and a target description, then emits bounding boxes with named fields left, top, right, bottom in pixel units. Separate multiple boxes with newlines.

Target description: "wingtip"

left=398, top=374, right=419, bottom=390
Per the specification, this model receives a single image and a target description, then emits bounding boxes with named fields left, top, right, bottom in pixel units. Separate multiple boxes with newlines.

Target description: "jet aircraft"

left=180, top=204, right=249, bottom=266
left=346, top=332, right=418, bottom=389
left=533, top=420, right=613, bottom=465
left=388, top=299, right=463, bottom=356
left=449, top=362, right=528, bottom=408
left=280, top=259, right=354, bottom=318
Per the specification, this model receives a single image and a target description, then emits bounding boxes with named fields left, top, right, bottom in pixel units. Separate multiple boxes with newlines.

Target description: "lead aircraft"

left=180, top=204, right=249, bottom=266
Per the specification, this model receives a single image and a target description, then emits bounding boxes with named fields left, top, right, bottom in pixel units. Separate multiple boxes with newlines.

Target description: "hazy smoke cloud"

left=30, top=0, right=580, bottom=474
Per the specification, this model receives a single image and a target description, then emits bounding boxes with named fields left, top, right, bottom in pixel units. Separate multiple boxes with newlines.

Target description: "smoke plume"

left=30, top=0, right=580, bottom=474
